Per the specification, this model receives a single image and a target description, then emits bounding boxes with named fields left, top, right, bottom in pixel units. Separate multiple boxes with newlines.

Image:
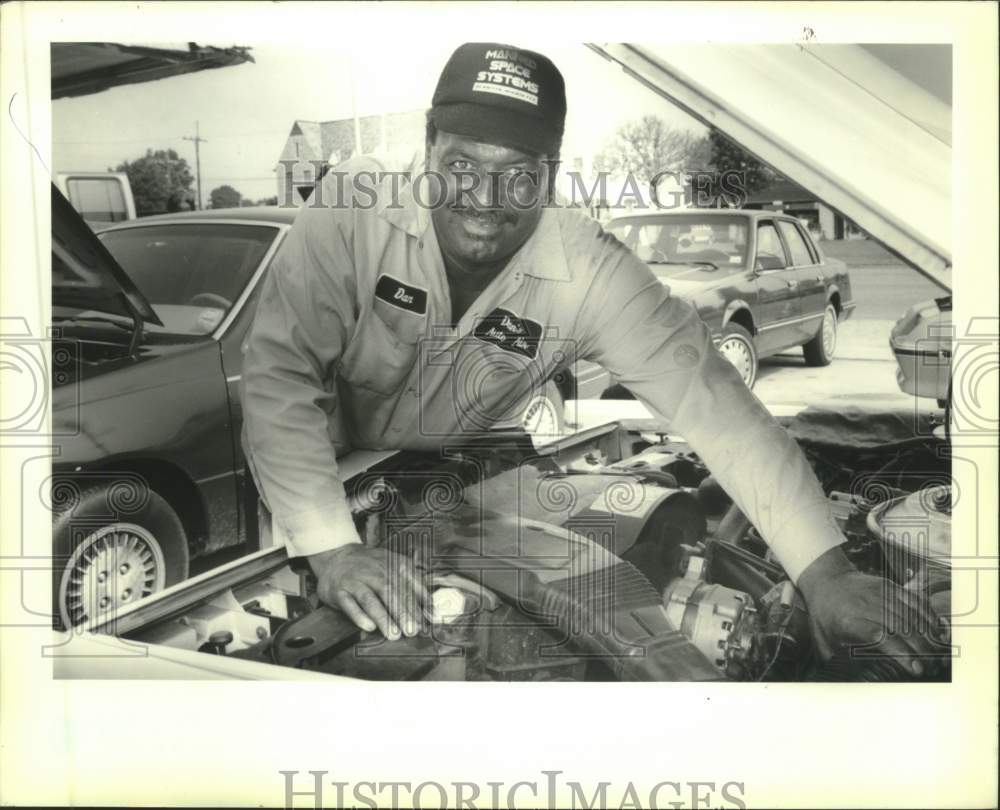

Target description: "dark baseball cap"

left=431, top=43, right=566, bottom=156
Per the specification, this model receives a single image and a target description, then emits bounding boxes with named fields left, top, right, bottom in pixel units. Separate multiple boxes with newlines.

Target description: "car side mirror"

left=754, top=255, right=785, bottom=272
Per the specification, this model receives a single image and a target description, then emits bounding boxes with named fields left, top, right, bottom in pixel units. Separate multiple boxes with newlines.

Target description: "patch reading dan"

left=375, top=274, right=428, bottom=315
left=473, top=308, right=543, bottom=358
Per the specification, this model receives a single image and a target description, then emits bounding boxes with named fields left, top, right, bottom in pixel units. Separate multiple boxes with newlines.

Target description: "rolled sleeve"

left=240, top=198, right=363, bottom=557
left=577, top=232, right=843, bottom=582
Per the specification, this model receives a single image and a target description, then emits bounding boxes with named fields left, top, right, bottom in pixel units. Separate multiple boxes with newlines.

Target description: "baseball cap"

left=431, top=43, right=566, bottom=156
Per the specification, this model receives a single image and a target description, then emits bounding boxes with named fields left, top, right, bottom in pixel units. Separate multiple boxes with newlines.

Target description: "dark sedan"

left=51, top=192, right=297, bottom=627
left=605, top=210, right=855, bottom=387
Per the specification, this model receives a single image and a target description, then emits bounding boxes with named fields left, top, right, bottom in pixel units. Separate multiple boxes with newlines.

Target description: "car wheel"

left=520, top=381, right=565, bottom=440
left=803, top=303, right=838, bottom=366
left=600, top=383, right=635, bottom=400
left=717, top=323, right=758, bottom=388
left=53, top=484, right=189, bottom=628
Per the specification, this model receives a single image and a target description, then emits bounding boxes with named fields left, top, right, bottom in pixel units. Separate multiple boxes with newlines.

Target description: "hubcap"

left=718, top=336, right=755, bottom=385
left=822, top=307, right=837, bottom=357
left=59, top=523, right=166, bottom=627
left=522, top=395, right=561, bottom=438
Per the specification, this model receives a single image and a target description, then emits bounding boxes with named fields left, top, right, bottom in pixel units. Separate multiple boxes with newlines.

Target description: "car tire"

left=600, top=383, right=635, bottom=400
left=52, top=483, right=189, bottom=628
left=803, top=303, right=838, bottom=367
left=520, top=381, right=565, bottom=440
left=717, top=322, right=758, bottom=388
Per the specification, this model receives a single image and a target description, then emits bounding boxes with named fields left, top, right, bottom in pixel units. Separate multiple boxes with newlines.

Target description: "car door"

left=777, top=218, right=826, bottom=342
left=752, top=219, right=802, bottom=355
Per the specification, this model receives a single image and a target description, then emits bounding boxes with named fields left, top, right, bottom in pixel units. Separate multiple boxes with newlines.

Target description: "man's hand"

left=797, top=546, right=949, bottom=677
left=307, top=544, right=430, bottom=639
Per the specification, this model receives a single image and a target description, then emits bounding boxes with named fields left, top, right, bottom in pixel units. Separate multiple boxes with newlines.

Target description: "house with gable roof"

left=274, top=110, right=426, bottom=204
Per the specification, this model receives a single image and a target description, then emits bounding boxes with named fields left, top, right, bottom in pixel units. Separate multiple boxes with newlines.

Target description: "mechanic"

left=241, top=43, right=942, bottom=674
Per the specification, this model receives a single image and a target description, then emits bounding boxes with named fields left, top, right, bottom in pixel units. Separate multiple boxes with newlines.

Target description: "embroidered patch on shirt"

left=473, top=308, right=543, bottom=358
left=375, top=274, right=428, bottom=315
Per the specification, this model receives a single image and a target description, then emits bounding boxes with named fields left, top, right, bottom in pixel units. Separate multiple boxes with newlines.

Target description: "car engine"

left=121, top=417, right=952, bottom=682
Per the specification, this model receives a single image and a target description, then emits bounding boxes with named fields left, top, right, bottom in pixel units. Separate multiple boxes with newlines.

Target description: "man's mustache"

left=449, top=203, right=516, bottom=223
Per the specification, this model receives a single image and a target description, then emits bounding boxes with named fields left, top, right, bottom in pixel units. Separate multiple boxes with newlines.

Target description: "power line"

left=53, top=128, right=293, bottom=145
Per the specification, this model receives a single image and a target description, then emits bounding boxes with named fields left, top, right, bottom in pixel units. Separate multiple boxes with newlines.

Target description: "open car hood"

left=51, top=42, right=253, bottom=99
left=589, top=44, right=951, bottom=291
left=51, top=183, right=161, bottom=325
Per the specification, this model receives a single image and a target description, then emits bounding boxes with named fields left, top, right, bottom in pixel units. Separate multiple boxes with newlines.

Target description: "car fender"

left=721, top=299, right=755, bottom=333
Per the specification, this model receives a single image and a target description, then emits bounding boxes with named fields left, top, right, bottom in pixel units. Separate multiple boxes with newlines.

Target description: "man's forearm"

left=611, top=303, right=845, bottom=582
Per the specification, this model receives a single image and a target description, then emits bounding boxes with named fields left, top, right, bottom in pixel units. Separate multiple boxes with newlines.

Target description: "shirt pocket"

left=338, top=302, right=422, bottom=396
left=452, top=338, right=539, bottom=425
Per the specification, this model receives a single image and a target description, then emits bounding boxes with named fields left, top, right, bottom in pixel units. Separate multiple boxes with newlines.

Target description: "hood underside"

left=52, top=183, right=161, bottom=325
left=51, top=42, right=254, bottom=99
left=589, top=43, right=951, bottom=291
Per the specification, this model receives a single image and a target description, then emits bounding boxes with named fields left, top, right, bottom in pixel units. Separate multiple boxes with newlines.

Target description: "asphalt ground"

left=573, top=258, right=944, bottom=430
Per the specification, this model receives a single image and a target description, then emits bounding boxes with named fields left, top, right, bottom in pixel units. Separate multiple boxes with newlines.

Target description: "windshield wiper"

left=53, top=299, right=145, bottom=356
left=649, top=259, right=719, bottom=270
left=52, top=314, right=134, bottom=331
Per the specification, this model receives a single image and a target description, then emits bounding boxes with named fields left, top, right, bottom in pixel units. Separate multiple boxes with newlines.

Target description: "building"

left=274, top=110, right=425, bottom=204
left=741, top=177, right=864, bottom=240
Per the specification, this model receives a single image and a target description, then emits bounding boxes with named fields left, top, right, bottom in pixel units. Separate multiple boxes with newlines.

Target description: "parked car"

left=51, top=188, right=293, bottom=627
left=605, top=210, right=855, bottom=388
left=49, top=190, right=608, bottom=625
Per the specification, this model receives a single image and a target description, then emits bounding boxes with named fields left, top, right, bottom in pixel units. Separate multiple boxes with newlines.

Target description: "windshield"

left=96, top=223, right=278, bottom=335
left=606, top=215, right=749, bottom=276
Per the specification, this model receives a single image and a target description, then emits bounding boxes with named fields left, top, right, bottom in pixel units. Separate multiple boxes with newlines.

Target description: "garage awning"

left=588, top=44, right=951, bottom=291
left=51, top=42, right=254, bottom=100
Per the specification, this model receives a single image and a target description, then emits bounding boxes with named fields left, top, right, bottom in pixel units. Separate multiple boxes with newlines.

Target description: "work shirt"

left=241, top=161, right=844, bottom=582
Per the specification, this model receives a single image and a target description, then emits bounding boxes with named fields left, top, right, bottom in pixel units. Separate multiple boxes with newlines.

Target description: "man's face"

left=427, top=130, right=551, bottom=273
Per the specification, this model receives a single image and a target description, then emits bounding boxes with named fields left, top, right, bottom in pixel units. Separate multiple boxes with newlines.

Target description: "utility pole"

left=349, top=63, right=362, bottom=157
left=183, top=122, right=208, bottom=210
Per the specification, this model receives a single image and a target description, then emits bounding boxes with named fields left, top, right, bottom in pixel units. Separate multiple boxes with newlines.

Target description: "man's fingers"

left=370, top=574, right=422, bottom=638
left=362, top=558, right=430, bottom=637
left=866, top=628, right=931, bottom=677
left=400, top=564, right=432, bottom=611
left=335, top=589, right=377, bottom=633
left=894, top=586, right=950, bottom=645
left=356, top=585, right=400, bottom=640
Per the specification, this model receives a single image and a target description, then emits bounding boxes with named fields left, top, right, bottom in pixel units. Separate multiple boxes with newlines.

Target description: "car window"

left=755, top=222, right=787, bottom=267
left=777, top=220, right=816, bottom=266
left=99, top=223, right=278, bottom=335
left=605, top=216, right=749, bottom=275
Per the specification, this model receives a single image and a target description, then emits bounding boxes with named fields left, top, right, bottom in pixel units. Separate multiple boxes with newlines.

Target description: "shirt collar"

left=380, top=182, right=572, bottom=283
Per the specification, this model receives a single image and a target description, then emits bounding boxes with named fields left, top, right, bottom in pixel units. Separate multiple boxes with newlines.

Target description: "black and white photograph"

left=1, top=2, right=997, bottom=808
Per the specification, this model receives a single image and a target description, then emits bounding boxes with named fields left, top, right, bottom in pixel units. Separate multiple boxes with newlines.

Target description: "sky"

left=51, top=43, right=704, bottom=203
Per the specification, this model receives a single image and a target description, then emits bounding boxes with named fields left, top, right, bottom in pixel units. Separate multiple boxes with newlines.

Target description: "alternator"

left=662, top=554, right=757, bottom=675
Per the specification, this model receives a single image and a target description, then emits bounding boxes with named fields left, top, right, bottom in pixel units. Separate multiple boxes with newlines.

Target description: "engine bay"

left=117, top=413, right=953, bottom=682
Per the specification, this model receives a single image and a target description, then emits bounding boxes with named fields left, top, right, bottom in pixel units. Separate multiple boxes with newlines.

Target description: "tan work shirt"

left=241, top=163, right=844, bottom=581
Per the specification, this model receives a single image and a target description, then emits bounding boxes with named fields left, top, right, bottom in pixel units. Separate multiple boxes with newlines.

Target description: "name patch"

left=473, top=308, right=542, bottom=358
left=375, top=275, right=428, bottom=315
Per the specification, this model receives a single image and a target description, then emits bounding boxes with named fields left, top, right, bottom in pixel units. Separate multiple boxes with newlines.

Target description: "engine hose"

left=708, top=548, right=774, bottom=602
left=715, top=503, right=752, bottom=545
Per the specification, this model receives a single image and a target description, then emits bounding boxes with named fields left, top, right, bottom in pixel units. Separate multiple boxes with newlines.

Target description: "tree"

left=595, top=116, right=711, bottom=183
left=256, top=195, right=278, bottom=206
left=115, top=149, right=194, bottom=216
left=706, top=129, right=777, bottom=196
left=209, top=184, right=242, bottom=209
